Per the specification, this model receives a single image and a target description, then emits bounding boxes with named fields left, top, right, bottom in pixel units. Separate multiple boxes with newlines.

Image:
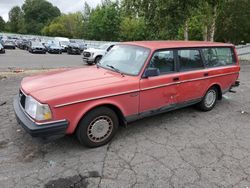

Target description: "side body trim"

left=54, top=72, right=239, bottom=108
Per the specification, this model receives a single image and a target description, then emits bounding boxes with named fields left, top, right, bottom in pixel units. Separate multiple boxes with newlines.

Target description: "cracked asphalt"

left=0, top=50, right=250, bottom=187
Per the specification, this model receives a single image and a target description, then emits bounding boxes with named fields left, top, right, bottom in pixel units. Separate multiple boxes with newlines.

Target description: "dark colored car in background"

left=29, top=41, right=46, bottom=54
left=47, top=43, right=62, bottom=54
left=18, top=40, right=30, bottom=50
left=67, top=43, right=81, bottom=55
left=3, top=40, right=16, bottom=49
left=0, top=43, right=5, bottom=54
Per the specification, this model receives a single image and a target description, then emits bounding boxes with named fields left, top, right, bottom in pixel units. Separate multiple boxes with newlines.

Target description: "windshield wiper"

left=106, top=65, right=124, bottom=76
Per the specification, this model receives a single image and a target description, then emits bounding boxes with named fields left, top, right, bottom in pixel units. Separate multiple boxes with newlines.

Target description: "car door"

left=176, top=48, right=208, bottom=103
left=139, top=49, right=180, bottom=115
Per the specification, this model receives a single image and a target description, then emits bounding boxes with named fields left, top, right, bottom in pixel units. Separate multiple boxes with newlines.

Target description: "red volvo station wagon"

left=14, top=41, right=240, bottom=147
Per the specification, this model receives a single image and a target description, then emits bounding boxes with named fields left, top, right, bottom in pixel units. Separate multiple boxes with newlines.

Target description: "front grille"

left=83, top=52, right=91, bottom=57
left=19, top=90, right=26, bottom=109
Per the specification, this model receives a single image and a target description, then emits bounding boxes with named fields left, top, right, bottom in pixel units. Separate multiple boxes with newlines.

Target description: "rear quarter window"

left=178, top=49, right=204, bottom=71
left=202, top=47, right=236, bottom=68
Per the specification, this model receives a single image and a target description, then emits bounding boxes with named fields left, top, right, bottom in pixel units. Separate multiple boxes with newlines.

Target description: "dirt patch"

left=0, top=140, right=9, bottom=149
left=44, top=171, right=100, bottom=188
left=18, top=146, right=48, bottom=163
left=44, top=175, right=89, bottom=188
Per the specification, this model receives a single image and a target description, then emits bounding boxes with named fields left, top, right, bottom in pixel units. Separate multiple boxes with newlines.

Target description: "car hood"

left=85, top=48, right=105, bottom=53
left=33, top=46, right=45, bottom=48
left=21, top=67, right=137, bottom=106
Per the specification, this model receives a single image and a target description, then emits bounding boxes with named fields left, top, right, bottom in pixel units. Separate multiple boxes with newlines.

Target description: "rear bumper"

left=232, top=80, right=240, bottom=87
left=13, top=95, right=68, bottom=140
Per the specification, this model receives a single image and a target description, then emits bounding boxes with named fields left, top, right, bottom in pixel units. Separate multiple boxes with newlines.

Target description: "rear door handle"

left=173, top=77, right=179, bottom=81
left=204, top=73, right=209, bottom=77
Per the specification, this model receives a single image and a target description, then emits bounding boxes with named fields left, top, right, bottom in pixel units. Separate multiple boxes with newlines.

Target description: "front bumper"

left=13, top=95, right=68, bottom=140
left=32, top=49, right=46, bottom=53
left=83, top=57, right=95, bottom=64
left=48, top=49, right=61, bottom=53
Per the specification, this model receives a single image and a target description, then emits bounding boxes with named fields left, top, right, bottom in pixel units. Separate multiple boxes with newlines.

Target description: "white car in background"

left=0, top=43, right=5, bottom=54
left=83, top=43, right=116, bottom=65
left=54, top=37, right=70, bottom=52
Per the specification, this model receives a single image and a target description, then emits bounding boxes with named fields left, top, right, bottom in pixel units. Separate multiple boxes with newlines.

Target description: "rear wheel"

left=76, top=107, right=119, bottom=147
left=198, top=87, right=218, bottom=111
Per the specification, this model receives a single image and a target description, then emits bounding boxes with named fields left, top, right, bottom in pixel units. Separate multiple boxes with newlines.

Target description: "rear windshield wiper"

left=106, top=65, right=124, bottom=76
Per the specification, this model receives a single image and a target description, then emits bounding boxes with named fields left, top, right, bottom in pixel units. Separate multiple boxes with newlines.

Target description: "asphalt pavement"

left=0, top=49, right=85, bottom=71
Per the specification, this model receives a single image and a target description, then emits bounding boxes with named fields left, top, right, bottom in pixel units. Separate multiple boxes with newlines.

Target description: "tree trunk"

left=184, top=20, right=189, bottom=41
left=209, top=5, right=217, bottom=42
left=203, top=25, right=208, bottom=41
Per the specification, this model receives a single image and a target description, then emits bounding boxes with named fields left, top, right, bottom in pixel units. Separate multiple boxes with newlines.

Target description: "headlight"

left=25, top=96, right=52, bottom=121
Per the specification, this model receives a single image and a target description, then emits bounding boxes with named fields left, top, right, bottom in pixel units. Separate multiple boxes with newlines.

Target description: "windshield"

left=32, top=42, right=43, bottom=47
left=50, top=43, right=60, bottom=47
left=60, top=41, right=69, bottom=45
left=99, top=45, right=150, bottom=76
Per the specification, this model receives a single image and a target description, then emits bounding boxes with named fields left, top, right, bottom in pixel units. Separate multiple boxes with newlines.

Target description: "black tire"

left=87, top=62, right=94, bottom=65
left=76, top=107, right=119, bottom=148
left=94, top=56, right=102, bottom=64
left=198, top=87, right=218, bottom=111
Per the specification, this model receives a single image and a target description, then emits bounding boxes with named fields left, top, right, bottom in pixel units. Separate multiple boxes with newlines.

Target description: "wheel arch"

left=205, top=83, right=222, bottom=100
left=95, top=55, right=103, bottom=61
left=74, top=103, right=126, bottom=134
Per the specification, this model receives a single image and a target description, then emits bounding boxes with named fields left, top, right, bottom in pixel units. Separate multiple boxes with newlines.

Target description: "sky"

left=0, top=0, right=102, bottom=22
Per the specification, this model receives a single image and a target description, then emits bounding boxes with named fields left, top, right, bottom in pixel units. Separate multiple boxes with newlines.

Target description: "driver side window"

left=149, top=50, right=175, bottom=74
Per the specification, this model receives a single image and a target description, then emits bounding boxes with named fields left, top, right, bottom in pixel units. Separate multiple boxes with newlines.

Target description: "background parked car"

left=55, top=37, right=70, bottom=52
left=3, top=40, right=16, bottom=49
left=29, top=41, right=46, bottom=54
left=17, top=39, right=30, bottom=50
left=0, top=43, right=5, bottom=54
left=70, top=40, right=87, bottom=52
left=47, top=43, right=63, bottom=54
left=83, top=43, right=116, bottom=65
left=67, top=43, right=81, bottom=55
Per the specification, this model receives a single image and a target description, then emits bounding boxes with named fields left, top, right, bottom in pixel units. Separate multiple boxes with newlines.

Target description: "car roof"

left=122, top=41, right=234, bottom=50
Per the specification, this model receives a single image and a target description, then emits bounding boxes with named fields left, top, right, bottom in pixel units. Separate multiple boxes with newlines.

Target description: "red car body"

left=14, top=41, right=240, bottom=145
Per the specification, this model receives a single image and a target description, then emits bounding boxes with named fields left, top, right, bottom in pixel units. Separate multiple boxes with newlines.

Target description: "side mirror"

left=143, top=68, right=160, bottom=78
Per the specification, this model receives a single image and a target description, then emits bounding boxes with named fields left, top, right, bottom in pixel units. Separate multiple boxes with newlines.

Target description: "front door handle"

left=204, top=73, right=209, bottom=77
left=173, top=77, right=179, bottom=81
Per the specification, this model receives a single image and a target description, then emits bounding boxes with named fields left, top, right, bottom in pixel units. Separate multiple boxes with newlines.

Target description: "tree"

left=42, top=12, right=84, bottom=38
left=22, top=0, right=61, bottom=34
left=0, top=16, right=5, bottom=32
left=86, top=0, right=121, bottom=41
left=119, top=17, right=146, bottom=41
left=8, top=6, right=23, bottom=33
left=215, top=0, right=250, bottom=44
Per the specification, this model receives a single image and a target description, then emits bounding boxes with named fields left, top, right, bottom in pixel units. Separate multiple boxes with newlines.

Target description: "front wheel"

left=198, top=87, right=218, bottom=111
left=76, top=107, right=119, bottom=147
left=94, top=56, right=102, bottom=64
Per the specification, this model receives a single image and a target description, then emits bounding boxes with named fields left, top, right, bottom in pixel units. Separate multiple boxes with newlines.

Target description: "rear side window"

left=178, top=49, right=203, bottom=71
left=202, top=48, right=236, bottom=67
left=149, top=50, right=175, bottom=74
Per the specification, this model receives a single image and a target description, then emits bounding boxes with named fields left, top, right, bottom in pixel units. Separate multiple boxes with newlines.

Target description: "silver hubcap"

left=205, top=90, right=216, bottom=108
left=87, top=116, right=113, bottom=143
